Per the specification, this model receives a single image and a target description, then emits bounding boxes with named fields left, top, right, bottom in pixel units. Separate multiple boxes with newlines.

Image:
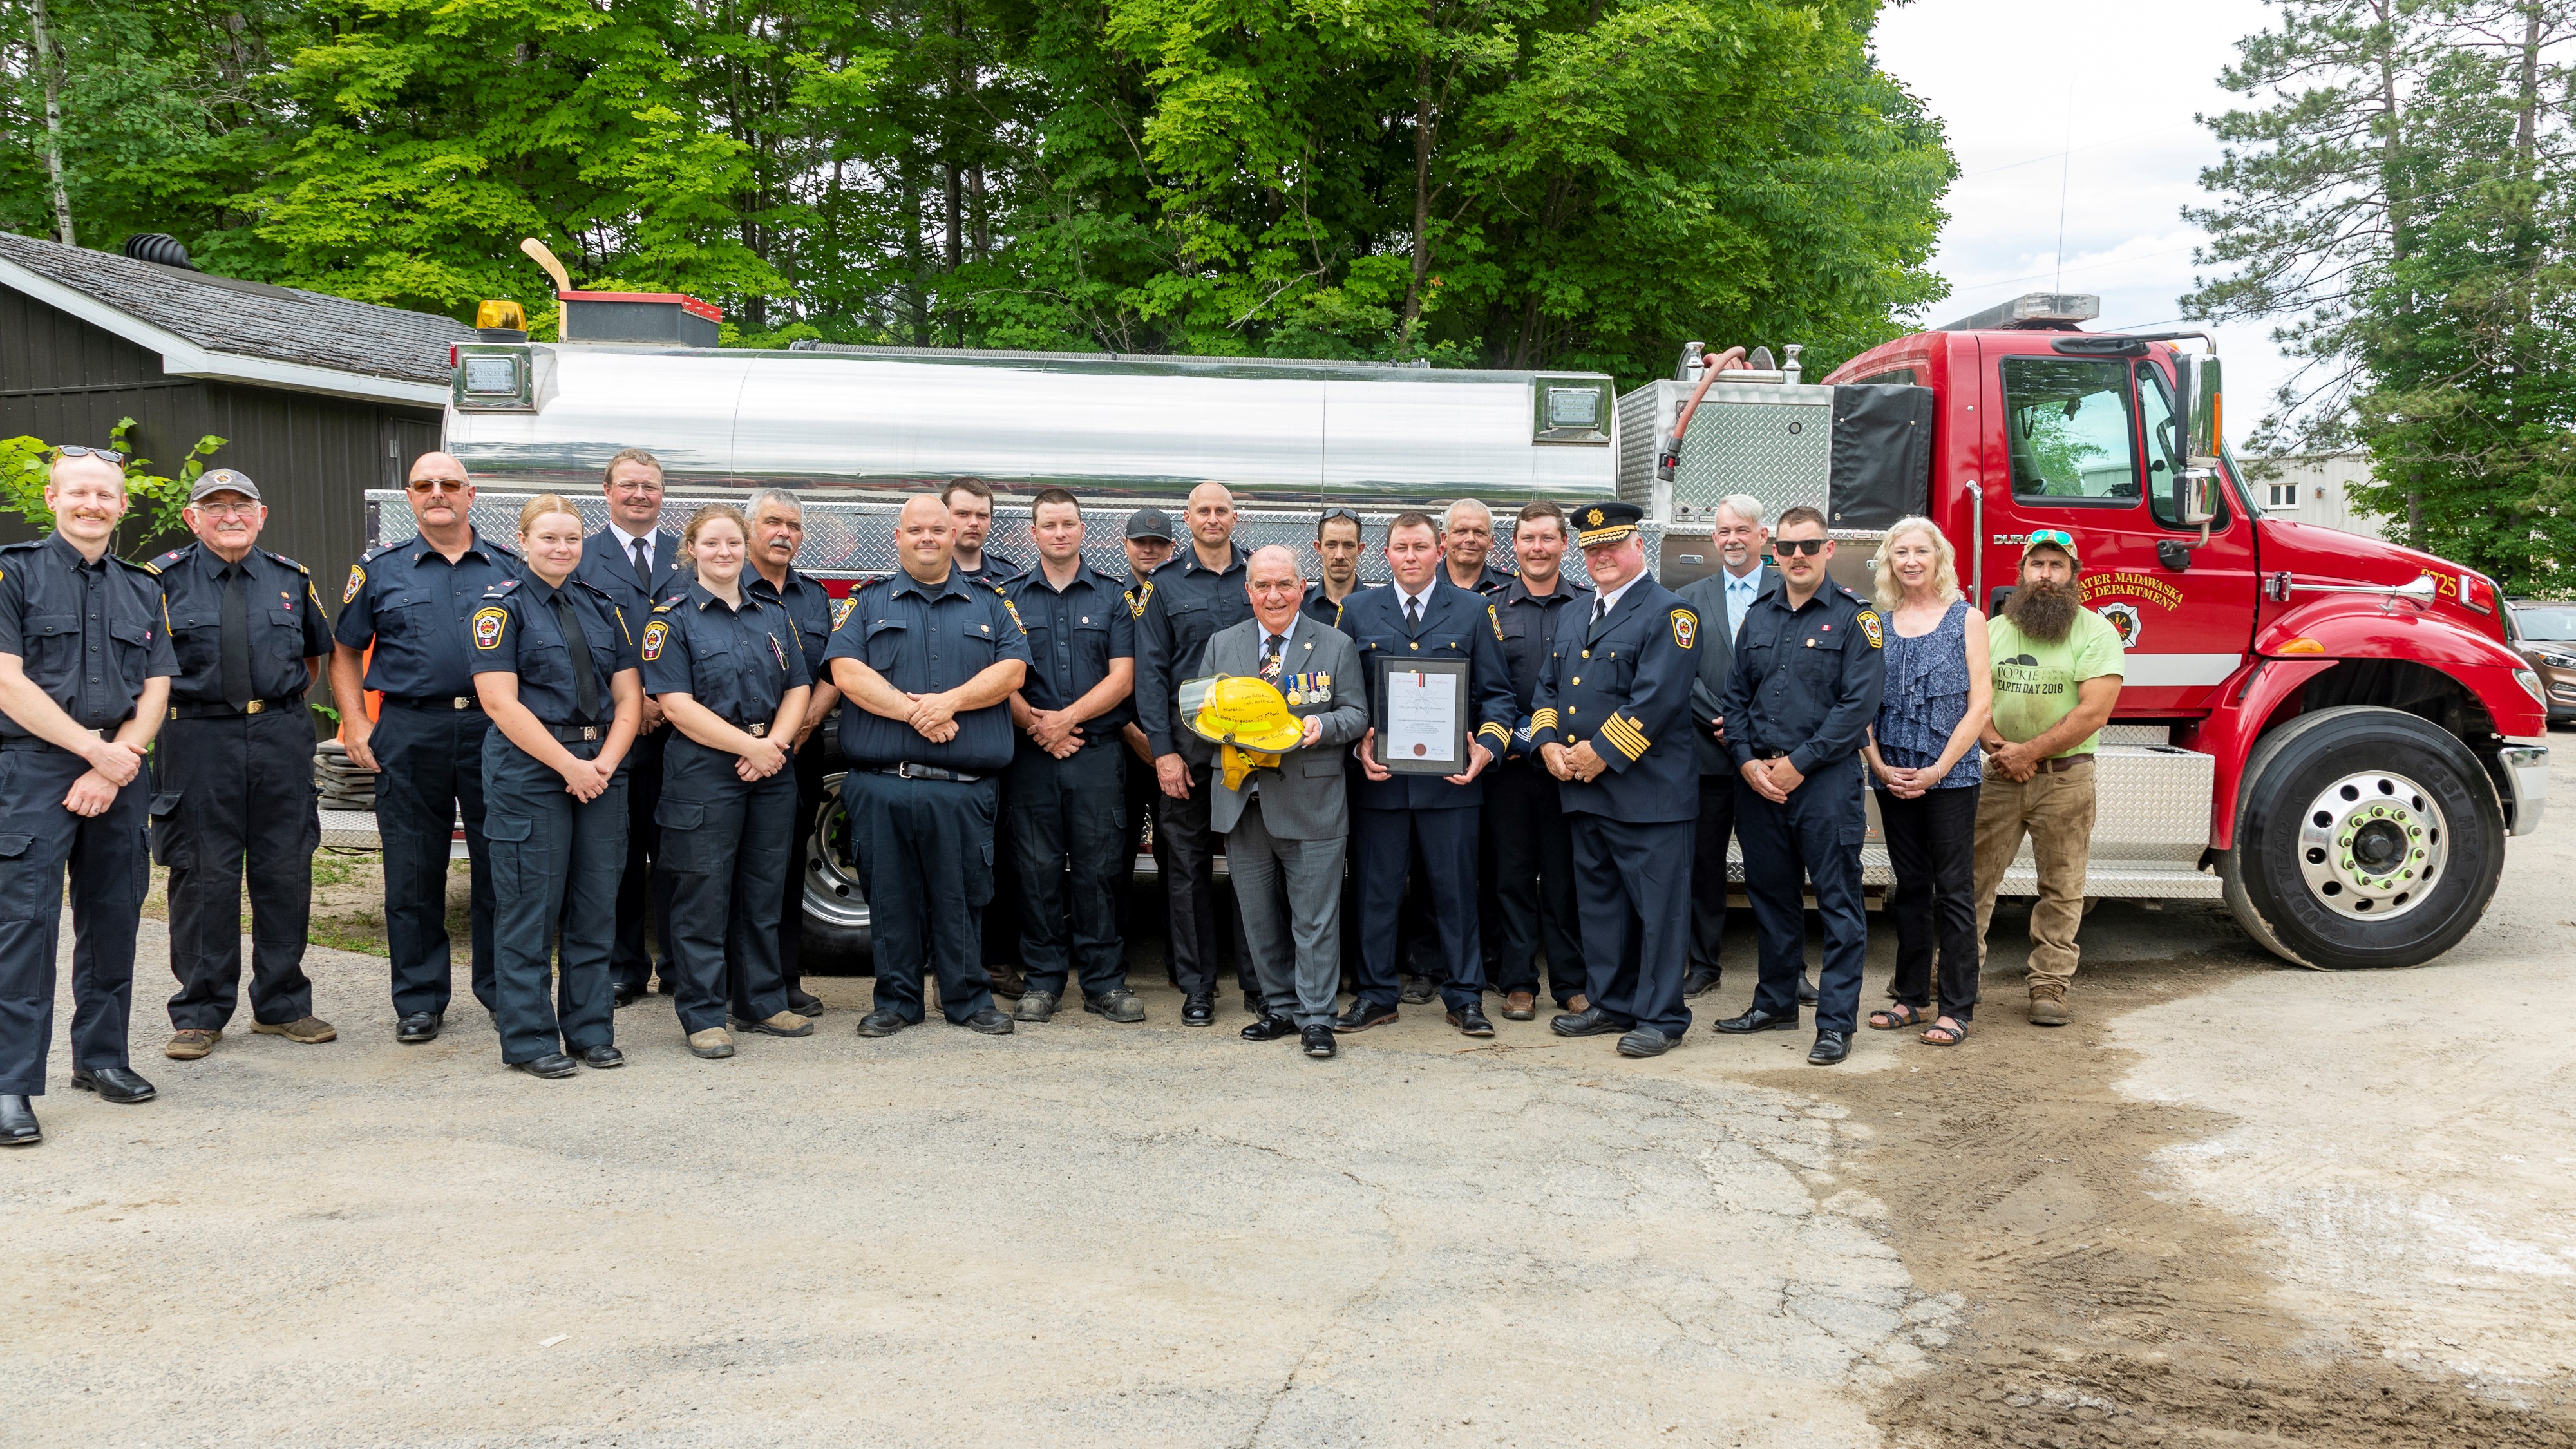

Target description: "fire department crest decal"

left=1857, top=609, right=1883, bottom=649
left=641, top=620, right=670, bottom=661
left=831, top=595, right=857, bottom=629
left=471, top=607, right=506, bottom=650
left=2096, top=601, right=2143, bottom=650
left=343, top=565, right=365, bottom=604
left=1669, top=609, right=1696, bottom=649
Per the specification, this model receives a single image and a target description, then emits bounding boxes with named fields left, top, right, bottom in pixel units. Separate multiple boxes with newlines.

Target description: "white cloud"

left=1873, top=0, right=2296, bottom=451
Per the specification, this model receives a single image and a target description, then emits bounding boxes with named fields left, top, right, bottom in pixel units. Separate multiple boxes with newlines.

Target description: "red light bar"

left=556, top=289, right=723, bottom=323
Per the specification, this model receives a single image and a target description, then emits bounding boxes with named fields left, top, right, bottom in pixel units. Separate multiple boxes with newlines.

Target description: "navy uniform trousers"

left=1486, top=760, right=1586, bottom=1006
left=0, top=743, right=149, bottom=1094
left=1567, top=814, right=1693, bottom=1037
left=845, top=770, right=999, bottom=1024
left=1352, top=804, right=1485, bottom=1013
left=654, top=735, right=796, bottom=1035
left=1734, top=759, right=1870, bottom=1035
left=157, top=710, right=321, bottom=1031
left=1005, top=743, right=1128, bottom=1000
left=612, top=726, right=679, bottom=994
left=482, top=732, right=629, bottom=1064
left=372, top=701, right=497, bottom=1019
left=772, top=730, right=830, bottom=995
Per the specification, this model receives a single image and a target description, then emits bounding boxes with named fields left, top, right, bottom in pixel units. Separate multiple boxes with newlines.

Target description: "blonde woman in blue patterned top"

left=1861, top=518, right=1991, bottom=1046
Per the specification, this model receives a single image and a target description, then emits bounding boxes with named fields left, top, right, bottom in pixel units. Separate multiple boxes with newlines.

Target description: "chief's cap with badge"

left=1124, top=507, right=1177, bottom=543
left=189, top=468, right=261, bottom=505
left=1571, top=500, right=1643, bottom=549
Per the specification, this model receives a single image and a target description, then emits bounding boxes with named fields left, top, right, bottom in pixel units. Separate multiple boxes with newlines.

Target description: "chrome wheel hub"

left=2295, top=770, right=2445, bottom=922
left=801, top=772, right=870, bottom=930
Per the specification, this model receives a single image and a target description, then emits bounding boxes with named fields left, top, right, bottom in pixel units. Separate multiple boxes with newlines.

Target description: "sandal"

left=1918, top=1019, right=1967, bottom=1046
left=1868, top=1003, right=1929, bottom=1031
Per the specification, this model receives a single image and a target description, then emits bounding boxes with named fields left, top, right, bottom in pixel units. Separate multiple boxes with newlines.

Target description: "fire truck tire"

left=2218, top=706, right=2505, bottom=970
left=797, top=770, right=874, bottom=972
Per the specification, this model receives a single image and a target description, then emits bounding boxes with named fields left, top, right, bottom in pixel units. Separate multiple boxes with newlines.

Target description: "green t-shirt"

left=1987, top=608, right=2125, bottom=756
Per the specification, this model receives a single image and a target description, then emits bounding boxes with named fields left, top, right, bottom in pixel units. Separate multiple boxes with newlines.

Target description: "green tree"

left=0, top=419, right=225, bottom=558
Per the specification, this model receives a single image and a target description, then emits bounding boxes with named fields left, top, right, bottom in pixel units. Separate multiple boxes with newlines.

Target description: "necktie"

left=631, top=536, right=652, bottom=589
left=550, top=591, right=601, bottom=722
left=1405, top=594, right=1422, bottom=631
left=1592, top=593, right=1609, bottom=628
left=1261, top=631, right=1284, bottom=683
left=218, top=562, right=252, bottom=710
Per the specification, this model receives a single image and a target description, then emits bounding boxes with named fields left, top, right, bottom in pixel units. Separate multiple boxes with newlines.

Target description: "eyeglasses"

left=54, top=445, right=126, bottom=464
left=2026, top=528, right=2076, bottom=550
left=1774, top=538, right=1828, bottom=557
left=191, top=501, right=260, bottom=518
left=406, top=478, right=469, bottom=495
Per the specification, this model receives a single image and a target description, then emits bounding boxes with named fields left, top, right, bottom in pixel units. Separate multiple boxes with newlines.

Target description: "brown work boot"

left=739, top=1010, right=813, bottom=1038
left=1502, top=990, right=1537, bottom=1021
left=164, top=1028, right=220, bottom=1060
left=2028, top=987, right=2070, bottom=1027
left=253, top=1016, right=338, bottom=1044
left=1567, top=994, right=1590, bottom=1014
left=687, top=1027, right=736, bottom=1059
left=987, top=962, right=1027, bottom=1000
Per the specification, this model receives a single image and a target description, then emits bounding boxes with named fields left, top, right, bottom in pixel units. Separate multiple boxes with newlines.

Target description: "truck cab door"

left=1980, top=347, right=2257, bottom=714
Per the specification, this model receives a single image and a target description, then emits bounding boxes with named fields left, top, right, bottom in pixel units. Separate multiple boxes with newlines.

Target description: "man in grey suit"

left=1672, top=493, right=1801, bottom=1001
left=1203, top=547, right=1370, bottom=1059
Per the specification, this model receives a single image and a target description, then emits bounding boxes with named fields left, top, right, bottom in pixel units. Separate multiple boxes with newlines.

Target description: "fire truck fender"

left=2195, top=657, right=2337, bottom=853
left=2252, top=599, right=2534, bottom=673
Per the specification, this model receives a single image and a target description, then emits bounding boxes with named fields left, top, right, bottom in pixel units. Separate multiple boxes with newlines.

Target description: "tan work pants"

left=1970, top=755, right=2097, bottom=994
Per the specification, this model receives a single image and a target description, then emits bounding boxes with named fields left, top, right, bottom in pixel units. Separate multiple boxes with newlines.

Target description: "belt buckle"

left=580, top=725, right=601, bottom=742
left=895, top=761, right=920, bottom=780
left=452, top=696, right=472, bottom=710
left=746, top=722, right=768, bottom=738
left=246, top=700, right=265, bottom=715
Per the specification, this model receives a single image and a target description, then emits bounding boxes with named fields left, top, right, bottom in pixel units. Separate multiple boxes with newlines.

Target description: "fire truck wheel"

left=799, top=770, right=874, bottom=972
left=2219, top=706, right=2505, bottom=970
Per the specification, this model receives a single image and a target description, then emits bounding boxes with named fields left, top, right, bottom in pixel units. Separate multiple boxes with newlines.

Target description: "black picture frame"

left=1373, top=656, right=1471, bottom=775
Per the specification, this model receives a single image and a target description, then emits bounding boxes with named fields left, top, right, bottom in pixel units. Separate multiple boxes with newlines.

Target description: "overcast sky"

left=1872, top=0, right=2287, bottom=450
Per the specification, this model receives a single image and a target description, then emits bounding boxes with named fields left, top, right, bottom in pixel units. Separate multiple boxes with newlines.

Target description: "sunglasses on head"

left=1774, top=538, right=1828, bottom=557
left=1318, top=507, right=1364, bottom=526
left=55, top=444, right=126, bottom=464
left=2026, top=528, right=2075, bottom=549
left=406, top=477, right=469, bottom=495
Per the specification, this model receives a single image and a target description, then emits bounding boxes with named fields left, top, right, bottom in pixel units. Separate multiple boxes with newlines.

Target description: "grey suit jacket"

left=1199, top=617, right=1369, bottom=839
left=1674, top=565, right=1779, bottom=777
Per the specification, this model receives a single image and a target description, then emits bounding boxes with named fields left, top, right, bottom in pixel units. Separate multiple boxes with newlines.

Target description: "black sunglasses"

left=1774, top=538, right=1828, bottom=557
left=55, top=444, right=126, bottom=464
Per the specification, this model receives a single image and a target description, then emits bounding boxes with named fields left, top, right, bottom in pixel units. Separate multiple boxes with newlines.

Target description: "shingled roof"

left=0, top=229, right=470, bottom=401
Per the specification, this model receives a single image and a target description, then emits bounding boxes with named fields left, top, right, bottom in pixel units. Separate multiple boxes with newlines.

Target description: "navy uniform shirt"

left=638, top=579, right=810, bottom=725
left=469, top=575, right=639, bottom=727
left=1005, top=562, right=1135, bottom=750
left=334, top=531, right=521, bottom=703
left=1302, top=587, right=1354, bottom=632
left=1716, top=581, right=1886, bottom=777
left=822, top=567, right=1032, bottom=773
left=145, top=542, right=333, bottom=706
left=1493, top=573, right=1590, bottom=716
left=746, top=567, right=835, bottom=685
left=1132, top=544, right=1253, bottom=761
left=0, top=534, right=178, bottom=737
left=1450, top=562, right=1516, bottom=596
left=1525, top=574, right=1701, bottom=823
left=954, top=549, right=1025, bottom=591
left=1336, top=579, right=1519, bottom=810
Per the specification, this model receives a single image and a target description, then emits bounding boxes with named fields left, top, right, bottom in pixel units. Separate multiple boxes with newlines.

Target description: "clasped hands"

left=1023, top=705, right=1086, bottom=761
left=1738, top=755, right=1805, bottom=804
left=1539, top=740, right=1606, bottom=784
left=66, top=736, right=148, bottom=817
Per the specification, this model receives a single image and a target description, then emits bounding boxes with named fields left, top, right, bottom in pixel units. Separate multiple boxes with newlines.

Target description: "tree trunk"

left=1397, top=56, right=1437, bottom=348
left=28, top=0, right=75, bottom=247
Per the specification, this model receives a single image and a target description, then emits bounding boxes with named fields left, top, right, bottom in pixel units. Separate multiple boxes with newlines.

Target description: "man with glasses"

left=744, top=488, right=837, bottom=1018
left=574, top=448, right=684, bottom=1005
left=1710, top=506, right=1885, bottom=1066
left=146, top=469, right=339, bottom=1063
left=332, top=452, right=521, bottom=1044
left=0, top=445, right=178, bottom=1147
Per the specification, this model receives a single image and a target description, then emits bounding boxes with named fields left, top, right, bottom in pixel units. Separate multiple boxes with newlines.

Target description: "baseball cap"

left=189, top=468, right=262, bottom=505
left=1124, top=507, right=1177, bottom=542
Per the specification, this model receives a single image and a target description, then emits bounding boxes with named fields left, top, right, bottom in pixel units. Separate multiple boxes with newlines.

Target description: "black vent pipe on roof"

left=122, top=232, right=198, bottom=271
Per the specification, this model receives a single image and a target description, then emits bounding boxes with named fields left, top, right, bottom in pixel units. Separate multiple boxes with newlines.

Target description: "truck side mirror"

left=2170, top=353, right=2221, bottom=528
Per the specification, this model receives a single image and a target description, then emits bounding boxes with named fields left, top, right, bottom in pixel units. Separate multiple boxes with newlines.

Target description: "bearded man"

left=1969, top=530, right=2123, bottom=1027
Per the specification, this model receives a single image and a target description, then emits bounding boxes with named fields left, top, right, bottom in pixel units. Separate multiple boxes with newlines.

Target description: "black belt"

left=384, top=694, right=484, bottom=712
left=872, top=762, right=983, bottom=784
left=2, top=728, right=110, bottom=750
left=731, top=720, right=770, bottom=738
left=1751, top=749, right=1789, bottom=760
left=546, top=723, right=609, bottom=743
left=170, top=697, right=301, bottom=720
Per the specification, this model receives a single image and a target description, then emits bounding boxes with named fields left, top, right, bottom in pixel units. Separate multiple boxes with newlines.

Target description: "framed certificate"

left=1374, top=656, right=1470, bottom=775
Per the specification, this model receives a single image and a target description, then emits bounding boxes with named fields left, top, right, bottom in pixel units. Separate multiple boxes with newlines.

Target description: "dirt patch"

left=1780, top=922, right=2576, bottom=1447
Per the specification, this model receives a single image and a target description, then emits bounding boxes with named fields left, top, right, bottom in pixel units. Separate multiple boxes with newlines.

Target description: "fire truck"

left=386, top=286, right=2546, bottom=972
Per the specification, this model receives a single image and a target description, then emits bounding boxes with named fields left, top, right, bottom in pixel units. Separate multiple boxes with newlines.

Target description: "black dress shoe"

left=1797, top=974, right=1820, bottom=1007
left=1550, top=1005, right=1624, bottom=1037
left=396, top=1011, right=443, bottom=1043
left=1240, top=1013, right=1297, bottom=1042
left=1682, top=967, right=1720, bottom=998
left=961, top=1007, right=1016, bottom=1036
left=512, top=1053, right=579, bottom=1079
left=1712, top=1005, right=1801, bottom=1034
left=1301, top=1025, right=1337, bottom=1058
left=1332, top=1000, right=1398, bottom=1034
left=612, top=983, right=645, bottom=1009
left=786, top=989, right=824, bottom=1016
left=70, top=1066, right=156, bottom=1103
left=1618, top=1027, right=1679, bottom=1057
left=1181, top=995, right=1215, bottom=1027
left=0, top=1095, right=39, bottom=1146
left=1084, top=989, right=1146, bottom=1023
left=855, top=1008, right=911, bottom=1038
left=580, top=1045, right=625, bottom=1069
left=1398, top=973, right=1436, bottom=1005
left=1808, top=1030, right=1852, bottom=1065
left=1447, top=1003, right=1495, bottom=1038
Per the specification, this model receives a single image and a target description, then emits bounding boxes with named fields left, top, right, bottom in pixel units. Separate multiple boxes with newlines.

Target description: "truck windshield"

left=2002, top=357, right=2139, bottom=503
left=2514, top=606, right=2576, bottom=640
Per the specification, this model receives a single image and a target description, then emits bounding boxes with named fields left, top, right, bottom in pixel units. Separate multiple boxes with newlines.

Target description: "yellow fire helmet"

left=1182, top=674, right=1306, bottom=753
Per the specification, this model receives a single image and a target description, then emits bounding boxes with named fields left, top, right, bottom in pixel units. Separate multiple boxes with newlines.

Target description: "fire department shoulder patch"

left=471, top=607, right=506, bottom=651
left=1002, top=598, right=1027, bottom=634
left=1670, top=609, right=1696, bottom=650
left=343, top=565, right=366, bottom=604
left=1488, top=603, right=1504, bottom=641
left=831, top=594, right=857, bottom=629
left=641, top=620, right=670, bottom=661
left=1128, top=581, right=1153, bottom=618
left=1857, top=609, right=1883, bottom=648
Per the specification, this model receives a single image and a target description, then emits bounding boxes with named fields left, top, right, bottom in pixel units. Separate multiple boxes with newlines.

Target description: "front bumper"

left=2497, top=741, right=2550, bottom=837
